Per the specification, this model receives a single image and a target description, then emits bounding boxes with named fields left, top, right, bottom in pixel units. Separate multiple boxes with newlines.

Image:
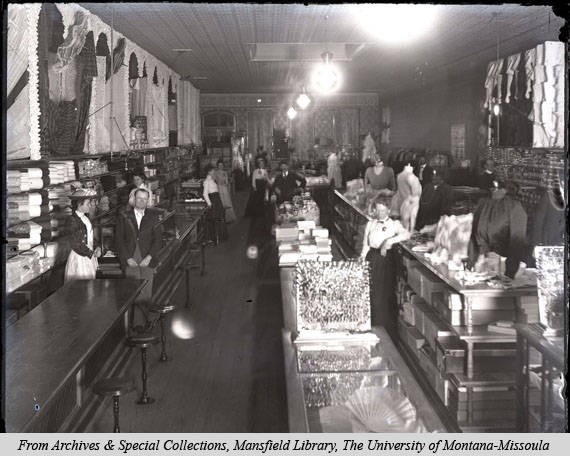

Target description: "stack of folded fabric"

left=6, top=251, right=41, bottom=293
left=7, top=170, right=22, bottom=194
left=48, top=187, right=72, bottom=211
left=7, top=221, right=43, bottom=252
left=49, top=161, right=76, bottom=183
left=7, top=192, right=43, bottom=225
left=21, top=168, right=44, bottom=190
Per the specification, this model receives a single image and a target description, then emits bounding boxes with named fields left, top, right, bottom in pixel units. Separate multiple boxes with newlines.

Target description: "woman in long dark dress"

left=203, top=165, right=228, bottom=244
left=361, top=197, right=411, bottom=337
left=245, top=157, right=271, bottom=248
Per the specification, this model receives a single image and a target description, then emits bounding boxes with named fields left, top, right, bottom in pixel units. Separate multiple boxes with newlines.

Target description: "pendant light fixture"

left=287, top=106, right=298, bottom=120
left=312, top=51, right=341, bottom=94
left=296, top=90, right=311, bottom=110
left=311, top=14, right=342, bottom=95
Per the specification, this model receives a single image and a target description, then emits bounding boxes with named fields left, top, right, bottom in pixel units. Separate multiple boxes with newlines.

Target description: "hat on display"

left=69, top=188, right=98, bottom=199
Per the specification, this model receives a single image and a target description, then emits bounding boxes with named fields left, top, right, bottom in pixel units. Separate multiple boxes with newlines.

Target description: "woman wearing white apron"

left=64, top=188, right=101, bottom=282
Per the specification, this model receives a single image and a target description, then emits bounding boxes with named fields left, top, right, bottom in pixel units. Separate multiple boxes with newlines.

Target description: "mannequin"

left=327, top=150, right=342, bottom=188
left=391, top=163, right=422, bottom=232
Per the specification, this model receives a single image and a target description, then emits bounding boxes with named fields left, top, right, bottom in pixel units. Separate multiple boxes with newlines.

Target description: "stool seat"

left=150, top=304, right=176, bottom=314
left=93, top=377, right=135, bottom=397
left=128, top=332, right=159, bottom=348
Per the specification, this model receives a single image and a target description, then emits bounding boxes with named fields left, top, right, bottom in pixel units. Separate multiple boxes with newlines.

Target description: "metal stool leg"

left=113, top=395, right=121, bottom=433
left=136, top=347, right=155, bottom=404
left=159, top=314, right=168, bottom=362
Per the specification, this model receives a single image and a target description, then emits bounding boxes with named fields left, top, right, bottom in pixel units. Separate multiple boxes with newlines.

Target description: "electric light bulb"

left=493, top=103, right=500, bottom=116
left=296, top=93, right=311, bottom=110
left=287, top=106, right=298, bottom=119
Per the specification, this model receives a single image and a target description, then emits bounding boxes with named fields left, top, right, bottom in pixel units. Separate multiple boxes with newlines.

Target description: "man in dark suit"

left=477, top=158, right=496, bottom=192
left=115, top=188, right=163, bottom=325
left=272, top=160, right=306, bottom=204
left=414, top=156, right=434, bottom=187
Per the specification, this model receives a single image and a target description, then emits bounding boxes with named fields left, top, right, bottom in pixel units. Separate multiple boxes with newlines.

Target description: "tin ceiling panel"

left=79, top=3, right=563, bottom=95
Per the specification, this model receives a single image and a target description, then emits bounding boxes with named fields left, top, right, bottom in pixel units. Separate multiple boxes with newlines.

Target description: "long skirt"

left=365, top=247, right=397, bottom=336
left=208, top=191, right=228, bottom=241
left=64, top=249, right=98, bottom=282
left=218, top=183, right=236, bottom=222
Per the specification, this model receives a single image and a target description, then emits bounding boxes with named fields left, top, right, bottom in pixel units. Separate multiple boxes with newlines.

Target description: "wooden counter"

left=282, top=327, right=449, bottom=432
left=5, top=279, right=145, bottom=432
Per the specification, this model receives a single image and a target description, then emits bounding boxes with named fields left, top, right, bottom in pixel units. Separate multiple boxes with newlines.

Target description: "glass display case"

left=283, top=327, right=448, bottom=433
left=515, top=323, right=566, bottom=432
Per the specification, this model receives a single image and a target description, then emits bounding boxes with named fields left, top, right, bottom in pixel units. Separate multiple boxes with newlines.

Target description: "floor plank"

left=85, top=191, right=288, bottom=432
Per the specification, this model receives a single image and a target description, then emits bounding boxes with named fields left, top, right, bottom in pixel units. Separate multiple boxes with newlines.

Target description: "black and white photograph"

left=2, top=2, right=567, bottom=439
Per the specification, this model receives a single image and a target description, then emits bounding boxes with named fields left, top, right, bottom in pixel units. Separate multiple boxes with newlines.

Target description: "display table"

left=6, top=279, right=145, bottom=432
left=282, top=327, right=449, bottom=432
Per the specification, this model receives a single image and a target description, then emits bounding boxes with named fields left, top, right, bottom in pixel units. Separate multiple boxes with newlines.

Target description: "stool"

left=149, top=304, right=176, bottom=361
left=127, top=332, right=159, bottom=405
left=93, top=376, right=135, bottom=432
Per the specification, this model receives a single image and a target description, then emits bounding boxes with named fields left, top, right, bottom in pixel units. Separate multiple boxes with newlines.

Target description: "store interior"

left=3, top=4, right=567, bottom=433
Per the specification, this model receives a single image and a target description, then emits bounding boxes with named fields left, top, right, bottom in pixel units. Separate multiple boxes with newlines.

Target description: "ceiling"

left=80, top=3, right=564, bottom=96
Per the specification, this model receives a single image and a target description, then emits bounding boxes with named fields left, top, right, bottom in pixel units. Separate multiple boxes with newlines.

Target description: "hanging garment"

left=524, top=47, right=536, bottom=99
left=505, top=53, right=521, bottom=103
left=362, top=133, right=376, bottom=163
left=484, top=59, right=504, bottom=108
left=327, top=152, right=342, bottom=188
left=390, top=165, right=422, bottom=233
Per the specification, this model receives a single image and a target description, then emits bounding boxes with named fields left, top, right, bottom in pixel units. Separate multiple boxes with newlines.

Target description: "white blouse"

left=203, top=175, right=219, bottom=206
left=361, top=217, right=409, bottom=259
left=76, top=211, right=94, bottom=249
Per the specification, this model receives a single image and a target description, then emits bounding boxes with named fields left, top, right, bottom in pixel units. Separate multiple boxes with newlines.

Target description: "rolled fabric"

left=29, top=193, right=43, bottom=205
left=28, top=205, right=42, bottom=218
left=7, top=170, right=21, bottom=178
left=8, top=193, right=43, bottom=205
left=19, top=181, right=30, bottom=192
left=27, top=177, right=44, bottom=190
left=25, top=168, right=43, bottom=178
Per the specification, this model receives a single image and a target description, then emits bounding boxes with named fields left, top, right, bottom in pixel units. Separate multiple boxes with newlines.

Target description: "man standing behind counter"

left=272, top=160, right=306, bottom=204
left=115, top=188, right=163, bottom=318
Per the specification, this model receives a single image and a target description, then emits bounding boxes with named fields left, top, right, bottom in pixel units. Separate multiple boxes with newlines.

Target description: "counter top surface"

left=6, top=279, right=145, bottom=432
left=399, top=242, right=537, bottom=298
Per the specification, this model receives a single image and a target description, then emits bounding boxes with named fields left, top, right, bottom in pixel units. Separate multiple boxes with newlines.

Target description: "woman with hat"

left=64, top=188, right=101, bottom=282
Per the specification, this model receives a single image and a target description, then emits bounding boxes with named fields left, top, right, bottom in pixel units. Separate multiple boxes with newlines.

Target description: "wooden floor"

left=86, top=191, right=288, bottom=432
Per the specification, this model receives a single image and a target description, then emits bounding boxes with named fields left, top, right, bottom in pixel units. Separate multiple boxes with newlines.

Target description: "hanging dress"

left=213, top=168, right=236, bottom=222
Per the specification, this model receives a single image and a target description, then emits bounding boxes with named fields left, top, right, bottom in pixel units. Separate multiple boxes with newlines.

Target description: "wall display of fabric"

left=532, top=42, right=565, bottom=148
left=7, top=5, right=32, bottom=160
left=362, top=133, right=376, bottom=163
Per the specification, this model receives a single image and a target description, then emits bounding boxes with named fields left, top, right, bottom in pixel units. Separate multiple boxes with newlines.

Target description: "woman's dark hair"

left=216, top=159, right=224, bottom=166
left=204, top=164, right=215, bottom=174
left=256, top=157, right=265, bottom=167
left=132, top=171, right=147, bottom=182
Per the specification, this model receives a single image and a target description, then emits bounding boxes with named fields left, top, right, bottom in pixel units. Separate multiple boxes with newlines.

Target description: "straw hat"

left=69, top=188, right=98, bottom=199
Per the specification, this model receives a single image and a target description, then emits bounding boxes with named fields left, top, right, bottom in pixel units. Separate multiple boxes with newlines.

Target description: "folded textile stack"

left=276, top=226, right=299, bottom=242
left=7, top=168, right=44, bottom=193
left=278, top=223, right=332, bottom=266
left=21, top=168, right=44, bottom=190
left=7, top=221, right=43, bottom=250
left=48, top=187, right=72, bottom=210
left=517, top=295, right=540, bottom=324
left=305, top=176, right=330, bottom=187
left=6, top=251, right=41, bottom=293
left=49, top=161, right=75, bottom=184
left=7, top=170, right=22, bottom=194
left=7, top=192, right=44, bottom=225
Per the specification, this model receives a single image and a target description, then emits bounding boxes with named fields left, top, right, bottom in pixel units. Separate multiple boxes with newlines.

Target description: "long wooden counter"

left=5, top=279, right=145, bottom=432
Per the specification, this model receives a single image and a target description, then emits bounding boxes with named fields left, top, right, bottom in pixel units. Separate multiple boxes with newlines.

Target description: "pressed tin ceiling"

left=79, top=3, right=564, bottom=96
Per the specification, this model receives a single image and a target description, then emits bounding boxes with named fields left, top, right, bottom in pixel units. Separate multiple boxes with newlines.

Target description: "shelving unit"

left=6, top=144, right=200, bottom=323
left=394, top=242, right=538, bottom=432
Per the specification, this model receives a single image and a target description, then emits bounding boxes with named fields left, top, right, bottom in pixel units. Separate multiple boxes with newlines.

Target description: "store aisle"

left=86, top=191, right=288, bottom=432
